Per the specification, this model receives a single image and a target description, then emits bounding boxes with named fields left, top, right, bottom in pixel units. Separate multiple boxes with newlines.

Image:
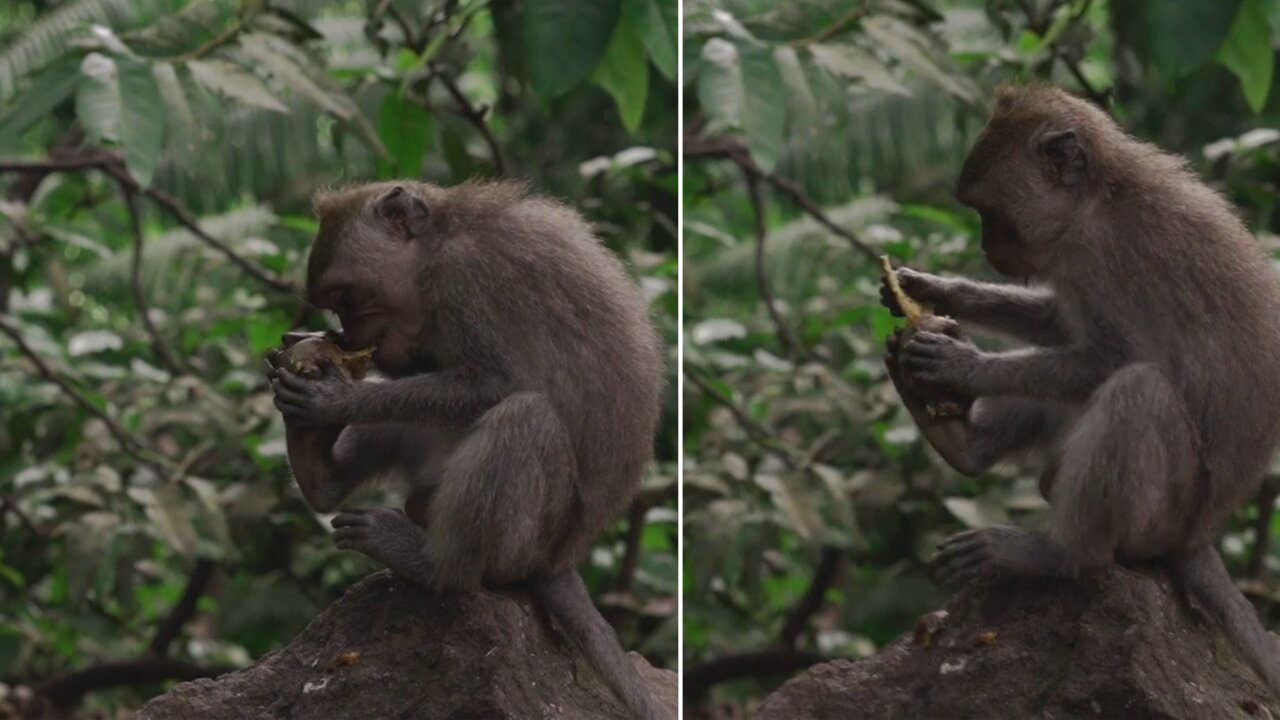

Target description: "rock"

left=136, top=571, right=675, bottom=720
left=757, top=565, right=1277, bottom=720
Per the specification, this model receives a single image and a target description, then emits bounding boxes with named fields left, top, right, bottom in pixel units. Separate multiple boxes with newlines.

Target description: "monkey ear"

left=1038, top=129, right=1087, bottom=187
left=374, top=186, right=431, bottom=240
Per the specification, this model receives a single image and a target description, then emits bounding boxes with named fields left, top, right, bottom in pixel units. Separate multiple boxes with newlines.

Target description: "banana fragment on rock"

left=278, top=336, right=376, bottom=381
left=880, top=255, right=969, bottom=420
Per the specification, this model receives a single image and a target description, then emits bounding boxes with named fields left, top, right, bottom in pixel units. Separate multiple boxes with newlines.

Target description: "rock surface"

left=136, top=570, right=675, bottom=720
left=757, top=565, right=1277, bottom=720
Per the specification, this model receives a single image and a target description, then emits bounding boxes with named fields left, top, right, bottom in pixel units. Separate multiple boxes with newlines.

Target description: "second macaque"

left=882, top=85, right=1280, bottom=694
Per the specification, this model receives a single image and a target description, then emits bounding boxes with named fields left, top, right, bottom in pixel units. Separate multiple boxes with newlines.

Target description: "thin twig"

left=106, top=167, right=298, bottom=294
left=1250, top=480, right=1278, bottom=578
left=119, top=183, right=183, bottom=375
left=787, top=3, right=872, bottom=47
left=431, top=67, right=506, bottom=176
left=0, top=316, right=171, bottom=473
left=683, top=134, right=878, bottom=261
left=742, top=165, right=808, bottom=361
left=684, top=367, right=804, bottom=461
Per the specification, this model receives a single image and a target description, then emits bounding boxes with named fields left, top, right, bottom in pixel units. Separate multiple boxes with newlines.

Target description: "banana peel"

left=881, top=255, right=969, bottom=420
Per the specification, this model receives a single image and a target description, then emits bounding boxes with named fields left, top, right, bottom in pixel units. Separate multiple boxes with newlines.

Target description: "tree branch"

left=684, top=649, right=827, bottom=702
left=778, top=546, right=845, bottom=648
left=34, top=657, right=233, bottom=712
left=149, top=559, right=216, bottom=656
left=431, top=67, right=506, bottom=177
left=0, top=153, right=298, bottom=294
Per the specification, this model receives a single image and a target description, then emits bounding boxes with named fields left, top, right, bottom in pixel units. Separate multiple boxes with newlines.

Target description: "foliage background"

left=0, top=0, right=677, bottom=715
left=682, top=0, right=1280, bottom=715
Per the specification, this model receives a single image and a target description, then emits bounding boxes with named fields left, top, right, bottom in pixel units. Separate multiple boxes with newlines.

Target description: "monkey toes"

left=332, top=508, right=435, bottom=586
left=934, top=526, right=1059, bottom=585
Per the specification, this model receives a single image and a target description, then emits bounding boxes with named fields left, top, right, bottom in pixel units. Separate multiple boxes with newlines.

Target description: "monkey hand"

left=879, top=267, right=950, bottom=316
left=899, top=327, right=983, bottom=396
left=269, top=364, right=360, bottom=426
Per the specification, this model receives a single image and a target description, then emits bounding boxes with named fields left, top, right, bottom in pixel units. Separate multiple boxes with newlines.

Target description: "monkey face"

left=978, top=208, right=1039, bottom=278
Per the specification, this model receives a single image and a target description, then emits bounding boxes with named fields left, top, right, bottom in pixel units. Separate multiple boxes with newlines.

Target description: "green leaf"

left=809, top=42, right=910, bottom=96
left=593, top=4, right=649, bottom=133
left=525, top=0, right=623, bottom=101
left=186, top=58, right=288, bottom=113
left=0, top=55, right=82, bottom=144
left=117, top=58, right=165, bottom=187
left=860, top=16, right=979, bottom=104
left=74, top=53, right=165, bottom=187
left=773, top=46, right=816, bottom=138
left=76, top=53, right=121, bottom=143
left=151, top=63, right=195, bottom=160
left=697, top=38, right=745, bottom=133
left=737, top=41, right=786, bottom=173
left=1116, top=0, right=1242, bottom=79
left=1217, top=0, right=1275, bottom=113
left=376, top=93, right=434, bottom=177
left=235, top=33, right=387, bottom=159
left=639, top=0, right=677, bottom=81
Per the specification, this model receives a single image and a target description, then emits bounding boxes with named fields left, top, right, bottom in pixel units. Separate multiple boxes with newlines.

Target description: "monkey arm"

left=963, top=346, right=1108, bottom=401
left=884, top=270, right=1067, bottom=346
left=901, top=332, right=1109, bottom=403
left=347, top=369, right=510, bottom=427
left=271, top=365, right=510, bottom=428
left=935, top=280, right=1067, bottom=346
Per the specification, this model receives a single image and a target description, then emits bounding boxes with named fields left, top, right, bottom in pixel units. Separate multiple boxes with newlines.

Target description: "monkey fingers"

left=270, top=368, right=357, bottom=426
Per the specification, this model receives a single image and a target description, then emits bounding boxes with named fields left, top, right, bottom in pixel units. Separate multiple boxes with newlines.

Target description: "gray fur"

left=268, top=180, right=669, bottom=719
left=884, top=85, right=1280, bottom=693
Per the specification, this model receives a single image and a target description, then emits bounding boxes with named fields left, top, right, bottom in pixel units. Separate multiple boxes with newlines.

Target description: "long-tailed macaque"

left=266, top=181, right=671, bottom=719
left=882, top=85, right=1280, bottom=693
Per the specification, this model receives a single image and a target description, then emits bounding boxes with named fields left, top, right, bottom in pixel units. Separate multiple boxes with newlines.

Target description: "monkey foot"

left=933, top=526, right=1064, bottom=585
left=332, top=507, right=437, bottom=588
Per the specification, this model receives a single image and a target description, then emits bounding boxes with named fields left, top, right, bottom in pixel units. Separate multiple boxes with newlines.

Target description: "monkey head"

left=306, top=183, right=439, bottom=375
left=956, top=85, right=1106, bottom=279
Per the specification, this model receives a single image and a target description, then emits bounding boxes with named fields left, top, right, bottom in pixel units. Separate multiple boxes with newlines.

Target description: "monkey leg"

left=332, top=392, right=576, bottom=593
left=289, top=424, right=426, bottom=513
left=936, top=363, right=1197, bottom=584
left=425, top=391, right=577, bottom=591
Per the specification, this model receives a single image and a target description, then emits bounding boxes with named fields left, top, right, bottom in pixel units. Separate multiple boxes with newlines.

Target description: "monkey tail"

left=1171, top=544, right=1280, bottom=693
left=533, top=569, right=673, bottom=720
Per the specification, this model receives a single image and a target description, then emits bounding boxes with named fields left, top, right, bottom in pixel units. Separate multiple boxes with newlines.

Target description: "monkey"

left=880, top=84, right=1280, bottom=694
left=264, top=180, right=671, bottom=719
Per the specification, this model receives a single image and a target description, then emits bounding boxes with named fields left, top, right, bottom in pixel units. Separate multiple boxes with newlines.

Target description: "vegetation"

left=0, top=0, right=677, bottom=715
left=682, top=0, right=1280, bottom=713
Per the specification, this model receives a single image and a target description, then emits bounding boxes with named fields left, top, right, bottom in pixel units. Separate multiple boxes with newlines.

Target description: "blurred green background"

left=682, top=0, right=1280, bottom=715
left=0, top=0, right=677, bottom=716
